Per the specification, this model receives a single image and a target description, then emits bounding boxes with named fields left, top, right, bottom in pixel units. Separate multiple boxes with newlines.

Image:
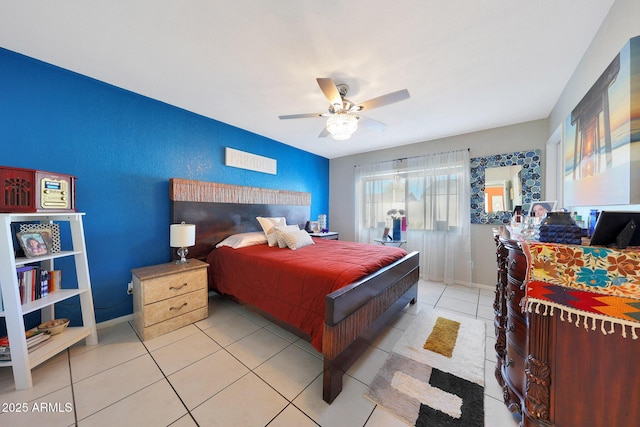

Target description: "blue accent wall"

left=0, top=47, right=329, bottom=328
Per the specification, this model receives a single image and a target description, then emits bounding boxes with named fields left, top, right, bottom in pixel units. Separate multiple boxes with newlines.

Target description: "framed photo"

left=18, top=223, right=60, bottom=253
left=309, top=221, right=319, bottom=233
left=528, top=201, right=557, bottom=218
left=16, top=231, right=50, bottom=258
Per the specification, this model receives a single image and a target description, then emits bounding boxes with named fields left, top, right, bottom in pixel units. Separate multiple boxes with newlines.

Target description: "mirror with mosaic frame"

left=470, top=150, right=542, bottom=224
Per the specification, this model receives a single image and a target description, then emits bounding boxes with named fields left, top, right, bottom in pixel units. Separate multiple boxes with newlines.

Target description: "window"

left=357, top=164, right=463, bottom=231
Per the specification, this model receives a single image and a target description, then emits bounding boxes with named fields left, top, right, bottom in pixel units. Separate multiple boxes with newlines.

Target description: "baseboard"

left=445, top=279, right=494, bottom=291
left=469, top=282, right=494, bottom=291
left=96, top=313, right=134, bottom=330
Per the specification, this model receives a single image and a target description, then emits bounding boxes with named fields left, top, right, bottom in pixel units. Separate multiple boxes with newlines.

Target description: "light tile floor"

left=0, top=280, right=521, bottom=426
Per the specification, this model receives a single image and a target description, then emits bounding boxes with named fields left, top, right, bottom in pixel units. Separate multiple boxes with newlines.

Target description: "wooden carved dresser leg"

left=524, top=355, right=551, bottom=422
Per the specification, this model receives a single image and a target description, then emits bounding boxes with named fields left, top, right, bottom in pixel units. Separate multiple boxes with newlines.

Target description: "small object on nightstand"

left=318, top=214, right=327, bottom=233
left=382, top=227, right=390, bottom=240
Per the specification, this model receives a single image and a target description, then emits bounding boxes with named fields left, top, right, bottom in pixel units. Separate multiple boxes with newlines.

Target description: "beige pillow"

left=281, top=229, right=315, bottom=250
left=256, top=216, right=286, bottom=246
left=274, top=224, right=300, bottom=248
left=215, top=232, right=267, bottom=249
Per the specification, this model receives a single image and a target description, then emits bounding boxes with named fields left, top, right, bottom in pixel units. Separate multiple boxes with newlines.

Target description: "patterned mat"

left=365, top=310, right=485, bottom=426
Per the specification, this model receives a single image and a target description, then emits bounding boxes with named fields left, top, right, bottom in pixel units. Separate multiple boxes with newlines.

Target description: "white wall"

left=329, top=0, right=640, bottom=288
left=329, top=119, right=548, bottom=286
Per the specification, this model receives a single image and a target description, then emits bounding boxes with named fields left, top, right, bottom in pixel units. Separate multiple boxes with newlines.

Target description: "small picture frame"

left=528, top=201, right=557, bottom=218
left=309, top=221, right=319, bottom=233
left=382, top=227, right=390, bottom=240
left=19, top=223, right=60, bottom=253
left=16, top=231, right=50, bottom=258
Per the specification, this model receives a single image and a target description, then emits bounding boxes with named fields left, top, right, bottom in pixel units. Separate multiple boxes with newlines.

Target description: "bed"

left=170, top=178, right=419, bottom=403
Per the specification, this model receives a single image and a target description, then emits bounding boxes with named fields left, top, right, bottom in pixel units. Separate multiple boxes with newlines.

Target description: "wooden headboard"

left=169, top=178, right=311, bottom=260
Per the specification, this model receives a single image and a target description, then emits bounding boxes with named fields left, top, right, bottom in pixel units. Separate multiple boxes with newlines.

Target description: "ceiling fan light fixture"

left=326, top=112, right=358, bottom=140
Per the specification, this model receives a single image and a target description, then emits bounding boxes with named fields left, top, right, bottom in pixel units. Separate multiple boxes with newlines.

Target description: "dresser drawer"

left=143, top=288, right=208, bottom=327
left=507, top=249, right=526, bottom=282
left=505, top=309, right=527, bottom=352
left=140, top=269, right=206, bottom=305
left=506, top=280, right=526, bottom=315
left=504, top=338, right=526, bottom=395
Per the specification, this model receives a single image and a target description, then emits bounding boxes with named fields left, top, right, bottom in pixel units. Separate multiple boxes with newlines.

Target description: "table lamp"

left=170, top=222, right=196, bottom=264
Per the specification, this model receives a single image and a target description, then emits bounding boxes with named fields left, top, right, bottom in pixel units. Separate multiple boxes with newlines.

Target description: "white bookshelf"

left=0, top=212, right=98, bottom=389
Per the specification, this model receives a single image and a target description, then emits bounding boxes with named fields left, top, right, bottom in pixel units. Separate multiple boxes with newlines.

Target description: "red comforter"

left=206, top=238, right=407, bottom=351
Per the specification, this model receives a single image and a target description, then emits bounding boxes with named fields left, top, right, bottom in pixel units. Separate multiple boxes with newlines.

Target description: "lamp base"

left=175, top=247, right=190, bottom=264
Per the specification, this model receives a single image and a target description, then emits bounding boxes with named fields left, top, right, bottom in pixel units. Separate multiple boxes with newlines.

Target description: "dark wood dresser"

left=494, top=230, right=640, bottom=427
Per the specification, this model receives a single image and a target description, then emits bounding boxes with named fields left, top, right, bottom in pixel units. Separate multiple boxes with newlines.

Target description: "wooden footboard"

left=218, top=251, right=420, bottom=404
left=322, top=251, right=419, bottom=403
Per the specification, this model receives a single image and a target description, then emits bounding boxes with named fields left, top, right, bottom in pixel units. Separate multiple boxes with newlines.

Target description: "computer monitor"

left=590, top=211, right=640, bottom=249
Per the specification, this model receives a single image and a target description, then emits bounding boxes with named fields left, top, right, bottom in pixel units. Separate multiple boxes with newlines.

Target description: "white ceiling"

left=0, top=1, right=615, bottom=159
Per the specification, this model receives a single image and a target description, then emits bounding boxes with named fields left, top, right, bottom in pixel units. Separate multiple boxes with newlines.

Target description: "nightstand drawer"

left=141, top=307, right=209, bottom=341
left=143, top=288, right=208, bottom=327
left=141, top=268, right=206, bottom=305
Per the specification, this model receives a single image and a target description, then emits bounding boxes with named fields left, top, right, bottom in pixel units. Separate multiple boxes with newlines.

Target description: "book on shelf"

left=0, top=329, right=51, bottom=360
left=49, top=269, right=61, bottom=293
left=14, top=267, right=61, bottom=304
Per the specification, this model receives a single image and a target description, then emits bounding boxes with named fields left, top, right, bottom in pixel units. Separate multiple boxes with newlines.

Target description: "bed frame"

left=169, top=178, right=419, bottom=403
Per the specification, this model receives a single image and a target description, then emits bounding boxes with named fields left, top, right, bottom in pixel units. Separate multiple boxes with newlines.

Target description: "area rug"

left=365, top=309, right=486, bottom=426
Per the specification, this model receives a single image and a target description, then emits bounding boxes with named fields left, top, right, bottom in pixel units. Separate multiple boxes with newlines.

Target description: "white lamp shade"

left=170, top=223, right=196, bottom=247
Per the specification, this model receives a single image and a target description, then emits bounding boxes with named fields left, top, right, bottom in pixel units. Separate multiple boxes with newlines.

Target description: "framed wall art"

left=563, top=36, right=640, bottom=206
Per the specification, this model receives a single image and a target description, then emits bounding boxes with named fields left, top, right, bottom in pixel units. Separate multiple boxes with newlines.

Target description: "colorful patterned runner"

left=522, top=242, right=640, bottom=339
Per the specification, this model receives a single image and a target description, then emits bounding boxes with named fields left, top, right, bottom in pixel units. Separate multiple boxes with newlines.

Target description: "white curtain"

left=354, top=158, right=400, bottom=244
left=355, top=149, right=471, bottom=285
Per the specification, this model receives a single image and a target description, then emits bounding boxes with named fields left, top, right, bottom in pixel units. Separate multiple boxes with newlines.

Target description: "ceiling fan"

left=278, top=78, right=410, bottom=140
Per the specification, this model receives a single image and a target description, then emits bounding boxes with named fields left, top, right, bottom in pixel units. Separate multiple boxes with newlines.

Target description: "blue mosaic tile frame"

left=470, top=149, right=541, bottom=224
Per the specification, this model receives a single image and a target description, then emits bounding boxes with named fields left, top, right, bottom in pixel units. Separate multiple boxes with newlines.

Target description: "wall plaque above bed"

left=169, top=178, right=311, bottom=260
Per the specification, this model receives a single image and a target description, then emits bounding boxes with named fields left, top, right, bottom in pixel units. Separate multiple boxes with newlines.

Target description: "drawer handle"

left=169, top=302, right=188, bottom=311
left=506, top=358, right=514, bottom=368
left=509, top=259, right=517, bottom=270
left=506, top=290, right=515, bottom=301
left=169, top=283, right=188, bottom=291
left=506, top=322, right=515, bottom=333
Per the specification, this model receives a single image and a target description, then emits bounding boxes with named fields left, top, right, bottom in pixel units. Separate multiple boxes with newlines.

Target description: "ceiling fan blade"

left=316, top=78, right=342, bottom=109
left=318, top=127, right=330, bottom=138
left=356, top=89, right=410, bottom=111
left=278, top=113, right=324, bottom=120
left=358, top=115, right=386, bottom=132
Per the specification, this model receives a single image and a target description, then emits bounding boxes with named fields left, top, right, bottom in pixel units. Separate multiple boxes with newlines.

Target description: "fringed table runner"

left=522, top=242, right=640, bottom=339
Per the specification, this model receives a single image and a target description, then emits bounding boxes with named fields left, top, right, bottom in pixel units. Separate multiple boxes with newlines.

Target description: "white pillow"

left=256, top=216, right=287, bottom=246
left=281, top=229, right=315, bottom=250
left=215, top=232, right=268, bottom=249
left=274, top=224, right=300, bottom=248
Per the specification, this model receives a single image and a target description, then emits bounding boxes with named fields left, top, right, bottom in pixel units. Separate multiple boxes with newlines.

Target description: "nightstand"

left=309, top=231, right=339, bottom=240
left=132, top=259, right=209, bottom=341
